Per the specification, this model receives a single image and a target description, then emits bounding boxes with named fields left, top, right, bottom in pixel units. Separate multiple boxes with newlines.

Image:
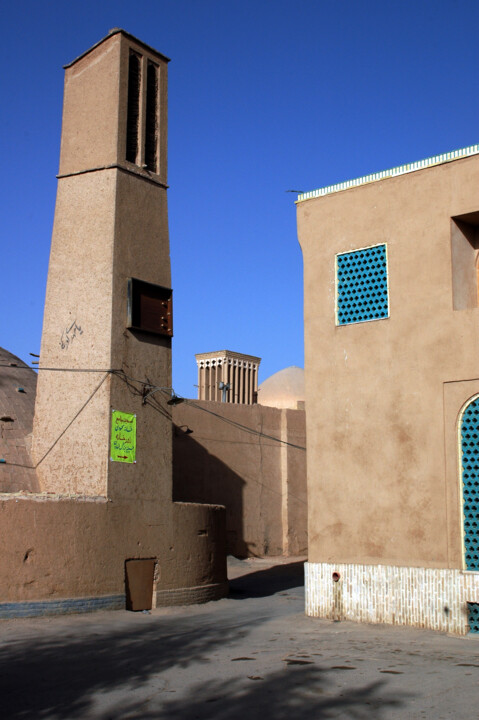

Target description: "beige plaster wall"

left=32, top=172, right=115, bottom=495
left=31, top=166, right=174, bottom=500
left=108, top=169, right=172, bottom=504
left=297, top=154, right=479, bottom=570
left=59, top=35, right=122, bottom=176
left=0, top=495, right=226, bottom=604
left=282, top=408, right=308, bottom=554
left=173, top=401, right=307, bottom=557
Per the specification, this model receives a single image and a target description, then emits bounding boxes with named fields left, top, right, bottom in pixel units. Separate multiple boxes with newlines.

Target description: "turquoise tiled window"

left=468, top=603, right=479, bottom=634
left=336, top=244, right=389, bottom=325
left=460, top=397, right=479, bottom=572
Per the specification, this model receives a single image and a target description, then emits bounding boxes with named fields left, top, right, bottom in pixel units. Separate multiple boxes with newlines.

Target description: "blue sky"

left=1, top=1, right=478, bottom=396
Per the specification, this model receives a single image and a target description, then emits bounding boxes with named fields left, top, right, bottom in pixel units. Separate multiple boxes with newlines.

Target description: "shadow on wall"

left=0, top=348, right=40, bottom=493
left=173, top=427, right=248, bottom=556
left=173, top=401, right=307, bottom=558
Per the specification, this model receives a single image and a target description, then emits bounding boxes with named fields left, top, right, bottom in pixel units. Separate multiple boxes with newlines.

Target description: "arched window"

left=459, top=396, right=479, bottom=570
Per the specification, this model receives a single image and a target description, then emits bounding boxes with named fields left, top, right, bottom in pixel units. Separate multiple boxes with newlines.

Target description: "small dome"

left=258, top=366, right=305, bottom=410
left=0, top=348, right=39, bottom=492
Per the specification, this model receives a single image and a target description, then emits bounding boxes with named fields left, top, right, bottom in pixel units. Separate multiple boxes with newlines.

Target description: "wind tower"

left=0, top=31, right=227, bottom=614
left=195, top=350, right=261, bottom=404
left=32, top=29, right=172, bottom=500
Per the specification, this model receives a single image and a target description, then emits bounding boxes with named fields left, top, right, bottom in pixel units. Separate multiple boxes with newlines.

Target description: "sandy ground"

left=0, top=556, right=478, bottom=719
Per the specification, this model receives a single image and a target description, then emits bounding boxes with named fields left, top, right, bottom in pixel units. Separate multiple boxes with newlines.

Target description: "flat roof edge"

left=296, top=143, right=479, bottom=203
left=64, top=28, right=170, bottom=69
left=195, top=351, right=262, bottom=363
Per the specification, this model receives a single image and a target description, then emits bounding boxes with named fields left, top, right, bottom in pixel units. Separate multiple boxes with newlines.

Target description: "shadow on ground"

left=0, top=613, right=261, bottom=719
left=94, top=665, right=408, bottom=720
left=229, top=561, right=305, bottom=599
left=0, top=559, right=413, bottom=720
left=0, top=599, right=411, bottom=720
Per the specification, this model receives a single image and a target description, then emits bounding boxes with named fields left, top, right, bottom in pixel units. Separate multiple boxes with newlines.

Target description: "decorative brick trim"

left=0, top=594, right=125, bottom=619
left=305, top=562, right=479, bottom=635
left=297, top=144, right=479, bottom=202
left=154, top=581, right=228, bottom=607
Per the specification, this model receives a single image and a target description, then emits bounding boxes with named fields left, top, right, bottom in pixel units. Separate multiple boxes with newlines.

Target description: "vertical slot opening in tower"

left=126, top=52, right=141, bottom=164
left=145, top=61, right=159, bottom=172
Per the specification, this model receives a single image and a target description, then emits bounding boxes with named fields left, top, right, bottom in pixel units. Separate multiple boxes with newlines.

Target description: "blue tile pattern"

left=460, top=398, right=479, bottom=572
left=336, top=244, right=389, bottom=325
left=468, top=602, right=479, bottom=634
left=0, top=594, right=125, bottom=619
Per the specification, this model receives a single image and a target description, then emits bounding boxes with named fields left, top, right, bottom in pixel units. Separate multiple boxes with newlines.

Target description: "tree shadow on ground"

left=0, top=612, right=264, bottom=719
left=93, top=664, right=411, bottom=720
left=229, top=561, right=304, bottom=599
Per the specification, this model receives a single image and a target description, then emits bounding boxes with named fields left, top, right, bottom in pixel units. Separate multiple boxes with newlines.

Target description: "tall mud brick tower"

left=33, top=29, right=172, bottom=498
left=2, top=29, right=228, bottom=613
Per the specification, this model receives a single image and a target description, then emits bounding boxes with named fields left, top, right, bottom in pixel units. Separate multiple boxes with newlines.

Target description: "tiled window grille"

left=336, top=244, right=389, bottom=325
left=468, top=602, right=479, bottom=634
left=460, top=397, right=479, bottom=571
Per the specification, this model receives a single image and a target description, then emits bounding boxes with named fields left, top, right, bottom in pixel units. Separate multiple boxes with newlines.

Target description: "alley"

left=0, top=557, right=477, bottom=719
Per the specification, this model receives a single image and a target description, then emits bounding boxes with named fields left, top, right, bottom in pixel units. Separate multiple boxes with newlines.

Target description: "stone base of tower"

left=305, top=561, right=479, bottom=635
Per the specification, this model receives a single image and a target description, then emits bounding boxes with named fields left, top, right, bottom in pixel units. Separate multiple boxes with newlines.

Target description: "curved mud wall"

left=0, top=494, right=226, bottom=611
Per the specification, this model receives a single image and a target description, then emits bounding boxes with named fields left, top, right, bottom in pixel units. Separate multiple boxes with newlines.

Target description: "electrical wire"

left=1, top=364, right=305, bottom=459
left=2, top=372, right=110, bottom=470
left=0, top=364, right=118, bottom=372
left=110, top=370, right=305, bottom=450
left=1, top=366, right=307, bottom=507
left=183, top=398, right=306, bottom=451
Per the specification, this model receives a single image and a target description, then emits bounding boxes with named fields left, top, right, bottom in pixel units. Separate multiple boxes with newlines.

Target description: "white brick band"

left=297, top=144, right=479, bottom=202
left=305, top=562, right=479, bottom=635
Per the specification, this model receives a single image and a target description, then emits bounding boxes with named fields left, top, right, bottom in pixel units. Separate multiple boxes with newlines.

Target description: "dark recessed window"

left=126, top=52, right=141, bottom=164
left=145, top=62, right=159, bottom=173
left=127, top=278, right=173, bottom=337
left=451, top=212, right=479, bottom=310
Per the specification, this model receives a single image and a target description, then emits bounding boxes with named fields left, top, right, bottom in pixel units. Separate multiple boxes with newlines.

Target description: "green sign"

left=110, top=410, right=136, bottom=463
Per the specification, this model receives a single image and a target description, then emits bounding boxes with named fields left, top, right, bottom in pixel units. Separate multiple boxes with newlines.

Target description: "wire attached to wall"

left=183, top=398, right=306, bottom=451
left=1, top=365, right=305, bottom=474
left=2, top=372, right=110, bottom=470
left=0, top=364, right=118, bottom=373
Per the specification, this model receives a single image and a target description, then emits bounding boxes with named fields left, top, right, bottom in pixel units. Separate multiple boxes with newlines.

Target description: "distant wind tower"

left=195, top=350, right=261, bottom=404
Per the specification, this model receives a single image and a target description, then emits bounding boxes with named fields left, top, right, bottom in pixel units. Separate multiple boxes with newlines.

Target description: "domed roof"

left=0, top=348, right=39, bottom=492
left=258, top=366, right=305, bottom=410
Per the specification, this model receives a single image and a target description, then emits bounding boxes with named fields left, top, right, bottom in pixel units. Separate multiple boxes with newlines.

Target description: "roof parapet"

left=297, top=143, right=479, bottom=203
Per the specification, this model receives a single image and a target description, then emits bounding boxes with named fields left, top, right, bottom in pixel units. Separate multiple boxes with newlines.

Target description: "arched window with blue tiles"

left=460, top=397, right=479, bottom=571
left=460, top=396, right=479, bottom=633
left=336, top=244, right=389, bottom=325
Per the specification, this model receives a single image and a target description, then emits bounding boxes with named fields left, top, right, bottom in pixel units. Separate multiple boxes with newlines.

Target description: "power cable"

left=0, top=364, right=118, bottom=373
left=2, top=372, right=110, bottom=470
left=1, top=364, right=305, bottom=458
left=183, top=399, right=306, bottom=451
